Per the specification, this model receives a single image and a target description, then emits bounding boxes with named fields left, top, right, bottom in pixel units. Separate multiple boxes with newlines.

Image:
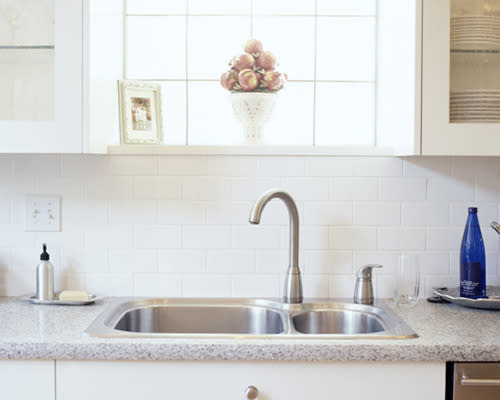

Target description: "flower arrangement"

left=220, top=39, right=287, bottom=92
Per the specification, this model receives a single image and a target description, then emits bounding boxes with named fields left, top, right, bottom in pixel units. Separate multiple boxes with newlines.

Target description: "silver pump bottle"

left=36, top=243, right=54, bottom=300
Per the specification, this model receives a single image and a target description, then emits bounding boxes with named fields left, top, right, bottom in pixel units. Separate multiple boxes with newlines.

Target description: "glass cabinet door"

left=422, top=0, right=500, bottom=155
left=0, top=0, right=54, bottom=121
left=450, top=0, right=500, bottom=124
left=0, top=0, right=82, bottom=153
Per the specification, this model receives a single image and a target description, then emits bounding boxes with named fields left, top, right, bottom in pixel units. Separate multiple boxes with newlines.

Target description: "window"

left=122, top=0, right=377, bottom=147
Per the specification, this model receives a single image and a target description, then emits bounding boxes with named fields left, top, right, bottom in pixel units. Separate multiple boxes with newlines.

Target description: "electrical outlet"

left=25, top=195, right=61, bottom=232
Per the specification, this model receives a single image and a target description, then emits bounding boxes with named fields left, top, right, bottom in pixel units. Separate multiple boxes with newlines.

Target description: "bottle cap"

left=40, top=244, right=50, bottom=261
left=468, top=207, right=478, bottom=213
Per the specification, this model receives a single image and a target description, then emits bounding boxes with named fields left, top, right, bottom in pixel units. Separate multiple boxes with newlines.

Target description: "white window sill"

left=107, top=145, right=395, bottom=156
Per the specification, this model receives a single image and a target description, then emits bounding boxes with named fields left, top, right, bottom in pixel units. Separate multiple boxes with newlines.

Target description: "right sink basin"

left=292, top=309, right=384, bottom=335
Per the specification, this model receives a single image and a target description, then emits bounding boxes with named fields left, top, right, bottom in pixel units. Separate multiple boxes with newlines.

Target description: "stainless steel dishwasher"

left=448, top=362, right=500, bottom=400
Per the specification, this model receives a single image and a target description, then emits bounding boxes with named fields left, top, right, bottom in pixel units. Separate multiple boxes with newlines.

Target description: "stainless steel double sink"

left=85, top=298, right=418, bottom=339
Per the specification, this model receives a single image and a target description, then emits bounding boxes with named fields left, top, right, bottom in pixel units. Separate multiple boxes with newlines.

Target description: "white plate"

left=27, top=293, right=98, bottom=305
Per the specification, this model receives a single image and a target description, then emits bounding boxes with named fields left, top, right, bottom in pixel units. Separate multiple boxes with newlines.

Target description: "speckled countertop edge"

left=0, top=296, right=499, bottom=362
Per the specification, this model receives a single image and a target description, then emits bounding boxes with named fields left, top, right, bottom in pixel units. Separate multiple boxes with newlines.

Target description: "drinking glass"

left=394, top=255, right=421, bottom=307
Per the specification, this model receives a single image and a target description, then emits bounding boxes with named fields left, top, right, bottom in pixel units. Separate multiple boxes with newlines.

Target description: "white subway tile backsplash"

left=183, top=225, right=232, bottom=249
left=428, top=178, right=474, bottom=201
left=402, top=202, right=450, bottom=226
left=0, top=155, right=12, bottom=176
left=1, top=154, right=499, bottom=298
left=300, top=226, right=330, bottom=250
left=256, top=249, right=288, bottom=274
left=207, top=157, right=259, bottom=177
left=232, top=226, right=281, bottom=249
left=85, top=177, right=134, bottom=200
left=353, top=252, right=399, bottom=275
left=403, top=157, right=452, bottom=178
left=109, top=249, right=158, bottom=273
left=303, top=202, right=352, bottom=226
left=306, top=157, right=355, bottom=177
left=426, top=227, right=462, bottom=250
left=158, top=201, right=205, bottom=225
left=182, top=176, right=231, bottom=201
left=231, top=177, right=282, bottom=201
left=232, top=275, right=280, bottom=298
left=476, top=176, right=500, bottom=202
left=304, top=250, right=352, bottom=274
left=302, top=274, right=331, bottom=298
left=329, top=227, right=377, bottom=250
left=109, top=199, right=157, bottom=224
left=135, top=225, right=181, bottom=249
left=379, top=177, right=427, bottom=201
left=182, top=275, right=232, bottom=297
left=158, top=249, right=206, bottom=273
left=332, top=178, right=378, bottom=201
left=329, top=275, right=355, bottom=298
left=134, top=176, right=182, bottom=200
left=13, top=155, right=61, bottom=177
left=134, top=273, right=183, bottom=297
left=354, top=202, right=401, bottom=226
left=85, top=226, right=133, bottom=249
left=379, top=228, right=426, bottom=250
left=159, top=156, right=208, bottom=176
left=281, top=177, right=330, bottom=201
left=352, top=157, right=403, bottom=177
left=207, top=250, right=255, bottom=273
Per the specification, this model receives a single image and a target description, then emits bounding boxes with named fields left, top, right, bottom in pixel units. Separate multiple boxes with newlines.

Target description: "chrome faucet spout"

left=249, top=189, right=303, bottom=304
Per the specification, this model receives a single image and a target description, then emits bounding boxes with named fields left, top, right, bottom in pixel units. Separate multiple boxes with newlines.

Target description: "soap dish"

left=28, top=293, right=98, bottom=306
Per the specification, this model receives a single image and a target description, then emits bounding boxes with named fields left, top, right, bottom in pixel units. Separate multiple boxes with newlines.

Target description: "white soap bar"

left=59, top=290, right=90, bottom=301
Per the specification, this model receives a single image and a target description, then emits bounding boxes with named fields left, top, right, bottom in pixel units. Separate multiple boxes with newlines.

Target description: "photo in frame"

left=118, top=80, right=163, bottom=144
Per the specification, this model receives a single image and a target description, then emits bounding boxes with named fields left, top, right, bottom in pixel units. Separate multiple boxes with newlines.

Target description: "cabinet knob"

left=244, top=385, right=259, bottom=399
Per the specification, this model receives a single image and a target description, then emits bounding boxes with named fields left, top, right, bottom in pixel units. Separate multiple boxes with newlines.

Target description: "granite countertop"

left=0, top=296, right=499, bottom=362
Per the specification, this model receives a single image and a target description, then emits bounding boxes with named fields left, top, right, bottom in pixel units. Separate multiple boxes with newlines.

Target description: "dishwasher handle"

left=461, top=376, right=500, bottom=386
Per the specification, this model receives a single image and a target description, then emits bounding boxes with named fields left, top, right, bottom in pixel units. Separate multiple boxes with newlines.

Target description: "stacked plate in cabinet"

left=451, top=15, right=500, bottom=51
left=450, top=90, right=500, bottom=123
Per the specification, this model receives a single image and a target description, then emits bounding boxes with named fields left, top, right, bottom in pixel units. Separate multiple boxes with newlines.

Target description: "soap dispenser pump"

left=36, top=244, right=54, bottom=300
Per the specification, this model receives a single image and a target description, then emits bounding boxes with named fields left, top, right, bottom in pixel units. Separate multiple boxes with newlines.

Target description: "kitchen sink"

left=85, top=298, right=417, bottom=339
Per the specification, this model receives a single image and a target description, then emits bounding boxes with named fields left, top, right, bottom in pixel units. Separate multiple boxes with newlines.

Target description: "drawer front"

left=57, top=360, right=444, bottom=400
left=454, top=363, right=500, bottom=400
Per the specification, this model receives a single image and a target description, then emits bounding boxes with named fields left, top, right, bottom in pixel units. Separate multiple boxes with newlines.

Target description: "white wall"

left=0, top=154, right=499, bottom=299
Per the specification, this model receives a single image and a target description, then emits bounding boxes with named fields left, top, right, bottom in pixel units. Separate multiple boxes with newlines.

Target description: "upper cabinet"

left=0, top=0, right=82, bottom=153
left=421, top=0, right=500, bottom=155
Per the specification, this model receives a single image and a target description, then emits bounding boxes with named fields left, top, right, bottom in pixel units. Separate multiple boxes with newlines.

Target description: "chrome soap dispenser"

left=36, top=244, right=55, bottom=301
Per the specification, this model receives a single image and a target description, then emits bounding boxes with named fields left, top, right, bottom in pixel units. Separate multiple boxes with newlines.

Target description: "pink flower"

left=263, top=70, right=284, bottom=91
left=256, top=51, right=276, bottom=70
left=231, top=53, right=255, bottom=71
left=220, top=70, right=238, bottom=90
left=238, top=69, right=259, bottom=91
left=244, top=39, right=264, bottom=55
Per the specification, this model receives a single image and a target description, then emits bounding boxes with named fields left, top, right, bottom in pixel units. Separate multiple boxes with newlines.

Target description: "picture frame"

left=118, top=80, right=163, bottom=144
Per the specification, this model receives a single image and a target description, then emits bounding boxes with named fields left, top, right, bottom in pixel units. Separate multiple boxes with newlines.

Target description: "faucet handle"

left=356, top=264, right=382, bottom=279
left=354, top=264, right=382, bottom=305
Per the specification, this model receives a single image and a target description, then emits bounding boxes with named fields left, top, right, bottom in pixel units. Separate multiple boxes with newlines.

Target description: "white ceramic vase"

left=231, top=92, right=277, bottom=144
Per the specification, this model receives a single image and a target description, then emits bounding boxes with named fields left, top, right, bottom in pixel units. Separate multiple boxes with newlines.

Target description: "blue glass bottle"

left=460, top=207, right=486, bottom=299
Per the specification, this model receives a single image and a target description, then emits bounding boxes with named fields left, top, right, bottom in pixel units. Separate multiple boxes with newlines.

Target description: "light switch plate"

left=25, top=195, right=61, bottom=232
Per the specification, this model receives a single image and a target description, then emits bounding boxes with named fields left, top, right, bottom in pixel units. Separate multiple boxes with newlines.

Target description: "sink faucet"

left=249, top=189, right=303, bottom=304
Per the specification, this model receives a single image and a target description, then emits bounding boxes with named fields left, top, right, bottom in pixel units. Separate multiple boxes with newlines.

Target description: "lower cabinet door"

left=56, top=360, right=445, bottom=400
left=0, top=360, right=55, bottom=399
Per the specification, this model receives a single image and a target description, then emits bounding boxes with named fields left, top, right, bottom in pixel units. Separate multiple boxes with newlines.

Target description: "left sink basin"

left=87, top=298, right=287, bottom=338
